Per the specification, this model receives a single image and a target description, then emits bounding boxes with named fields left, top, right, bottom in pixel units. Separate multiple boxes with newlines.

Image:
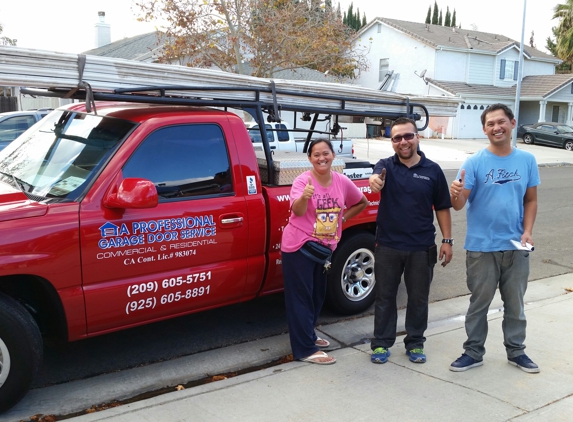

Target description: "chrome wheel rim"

left=0, top=337, right=10, bottom=388
left=341, top=248, right=375, bottom=302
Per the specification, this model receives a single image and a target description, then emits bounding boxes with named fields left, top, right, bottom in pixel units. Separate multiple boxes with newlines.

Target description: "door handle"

left=221, top=217, right=243, bottom=224
left=220, top=213, right=244, bottom=227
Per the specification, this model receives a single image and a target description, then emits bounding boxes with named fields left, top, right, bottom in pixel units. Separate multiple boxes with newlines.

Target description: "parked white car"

left=245, top=121, right=372, bottom=179
left=0, top=109, right=52, bottom=150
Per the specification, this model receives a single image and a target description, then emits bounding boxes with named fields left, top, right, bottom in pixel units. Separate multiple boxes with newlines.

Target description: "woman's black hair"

left=307, top=138, right=335, bottom=156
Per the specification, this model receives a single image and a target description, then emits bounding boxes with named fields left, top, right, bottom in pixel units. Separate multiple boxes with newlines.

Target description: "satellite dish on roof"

left=414, top=69, right=428, bottom=85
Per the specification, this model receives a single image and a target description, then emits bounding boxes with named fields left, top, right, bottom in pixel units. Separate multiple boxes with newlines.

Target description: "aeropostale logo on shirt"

left=484, top=168, right=521, bottom=185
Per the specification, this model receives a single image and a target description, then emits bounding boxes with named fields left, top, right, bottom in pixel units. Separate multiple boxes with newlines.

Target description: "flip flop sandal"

left=300, top=351, right=336, bottom=365
left=315, top=337, right=330, bottom=348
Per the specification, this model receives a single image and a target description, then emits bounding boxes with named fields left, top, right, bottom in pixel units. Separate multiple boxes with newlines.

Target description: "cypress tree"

left=362, top=13, right=367, bottom=28
left=438, top=10, right=443, bottom=26
left=452, top=9, right=456, bottom=27
left=431, top=1, right=439, bottom=25
left=445, top=6, right=451, bottom=27
left=425, top=6, right=431, bottom=24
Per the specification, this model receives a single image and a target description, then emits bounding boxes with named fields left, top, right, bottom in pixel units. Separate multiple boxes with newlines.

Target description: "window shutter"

left=500, top=59, right=506, bottom=79
left=513, top=61, right=519, bottom=80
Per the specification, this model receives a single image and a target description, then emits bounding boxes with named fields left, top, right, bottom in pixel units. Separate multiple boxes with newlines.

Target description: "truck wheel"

left=326, top=232, right=376, bottom=315
left=0, top=293, right=43, bottom=413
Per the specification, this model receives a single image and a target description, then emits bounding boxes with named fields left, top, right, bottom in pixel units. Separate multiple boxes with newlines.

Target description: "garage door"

left=458, top=104, right=487, bottom=139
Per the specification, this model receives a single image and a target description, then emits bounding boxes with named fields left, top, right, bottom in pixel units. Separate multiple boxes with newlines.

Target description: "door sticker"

left=247, top=175, right=257, bottom=195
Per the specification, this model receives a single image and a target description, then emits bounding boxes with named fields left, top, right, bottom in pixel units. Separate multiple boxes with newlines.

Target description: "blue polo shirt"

left=373, top=151, right=451, bottom=251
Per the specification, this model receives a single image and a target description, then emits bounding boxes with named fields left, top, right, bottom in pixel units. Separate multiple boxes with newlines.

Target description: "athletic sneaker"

left=508, top=354, right=540, bottom=373
left=449, top=353, right=483, bottom=372
left=406, top=348, right=426, bottom=363
left=371, top=347, right=391, bottom=364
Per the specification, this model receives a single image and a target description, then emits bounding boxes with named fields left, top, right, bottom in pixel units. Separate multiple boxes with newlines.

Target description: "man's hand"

left=302, top=177, right=314, bottom=200
left=439, top=244, right=453, bottom=267
left=369, top=168, right=386, bottom=193
left=450, top=169, right=465, bottom=199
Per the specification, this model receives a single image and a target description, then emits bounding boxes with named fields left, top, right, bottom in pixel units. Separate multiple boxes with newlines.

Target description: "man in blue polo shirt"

left=368, top=117, right=453, bottom=364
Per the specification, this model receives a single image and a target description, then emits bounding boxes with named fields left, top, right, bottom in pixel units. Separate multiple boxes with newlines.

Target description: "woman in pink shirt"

left=281, top=139, right=368, bottom=364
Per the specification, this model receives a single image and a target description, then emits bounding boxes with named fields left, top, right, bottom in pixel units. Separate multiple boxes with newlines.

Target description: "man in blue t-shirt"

left=368, top=117, right=453, bottom=365
left=449, top=104, right=541, bottom=373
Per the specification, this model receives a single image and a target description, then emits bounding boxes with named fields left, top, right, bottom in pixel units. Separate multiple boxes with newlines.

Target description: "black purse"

left=300, top=241, right=332, bottom=272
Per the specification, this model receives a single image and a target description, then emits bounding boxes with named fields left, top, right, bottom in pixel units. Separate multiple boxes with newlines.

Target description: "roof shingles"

left=365, top=18, right=558, bottom=62
left=427, top=74, right=573, bottom=99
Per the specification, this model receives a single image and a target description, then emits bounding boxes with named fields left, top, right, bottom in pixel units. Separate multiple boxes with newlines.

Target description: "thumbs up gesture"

left=450, top=169, right=465, bottom=199
left=302, top=176, right=315, bottom=200
left=369, top=168, right=386, bottom=193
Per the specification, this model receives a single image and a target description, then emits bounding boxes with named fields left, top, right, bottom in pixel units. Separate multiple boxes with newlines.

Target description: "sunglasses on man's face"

left=391, top=132, right=417, bottom=143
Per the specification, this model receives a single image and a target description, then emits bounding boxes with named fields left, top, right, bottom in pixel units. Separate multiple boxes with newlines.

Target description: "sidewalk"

left=2, top=138, right=573, bottom=422
left=3, top=275, right=572, bottom=421
left=74, top=275, right=573, bottom=421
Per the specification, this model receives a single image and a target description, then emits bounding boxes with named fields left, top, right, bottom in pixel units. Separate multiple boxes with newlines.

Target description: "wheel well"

left=341, top=222, right=376, bottom=240
left=0, top=275, right=68, bottom=342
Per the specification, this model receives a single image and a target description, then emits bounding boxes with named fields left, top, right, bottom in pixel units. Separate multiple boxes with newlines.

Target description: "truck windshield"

left=0, top=109, right=136, bottom=201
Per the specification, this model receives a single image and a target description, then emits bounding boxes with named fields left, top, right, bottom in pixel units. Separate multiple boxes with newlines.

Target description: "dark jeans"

left=372, top=244, right=434, bottom=351
left=282, top=249, right=328, bottom=360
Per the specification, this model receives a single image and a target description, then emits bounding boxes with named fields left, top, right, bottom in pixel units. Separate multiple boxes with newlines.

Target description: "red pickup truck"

left=0, top=99, right=384, bottom=412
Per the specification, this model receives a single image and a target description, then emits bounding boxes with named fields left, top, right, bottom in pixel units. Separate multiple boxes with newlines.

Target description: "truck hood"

left=0, top=181, right=48, bottom=223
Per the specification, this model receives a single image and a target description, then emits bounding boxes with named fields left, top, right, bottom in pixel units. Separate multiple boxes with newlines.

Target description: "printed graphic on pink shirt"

left=313, top=193, right=341, bottom=242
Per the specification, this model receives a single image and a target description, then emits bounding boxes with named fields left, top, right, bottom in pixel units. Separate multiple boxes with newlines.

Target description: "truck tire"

left=0, top=293, right=43, bottom=414
left=326, top=231, right=376, bottom=315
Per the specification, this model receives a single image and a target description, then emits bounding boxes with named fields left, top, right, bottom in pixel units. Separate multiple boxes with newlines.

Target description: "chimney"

left=94, top=11, right=111, bottom=48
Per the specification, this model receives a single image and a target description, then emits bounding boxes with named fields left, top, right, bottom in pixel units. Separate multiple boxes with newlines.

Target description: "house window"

left=499, top=59, right=519, bottom=81
left=379, top=58, right=389, bottom=82
left=377, top=23, right=382, bottom=33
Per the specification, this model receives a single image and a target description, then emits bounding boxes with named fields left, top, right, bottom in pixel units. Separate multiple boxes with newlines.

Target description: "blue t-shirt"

left=373, top=151, right=451, bottom=251
left=457, top=148, right=540, bottom=252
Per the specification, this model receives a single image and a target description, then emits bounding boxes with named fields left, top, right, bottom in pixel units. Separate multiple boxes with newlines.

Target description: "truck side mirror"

left=103, top=178, right=158, bottom=209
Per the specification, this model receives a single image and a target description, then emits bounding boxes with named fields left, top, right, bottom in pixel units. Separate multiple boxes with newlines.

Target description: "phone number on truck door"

left=125, top=286, right=211, bottom=314
left=126, top=271, right=212, bottom=297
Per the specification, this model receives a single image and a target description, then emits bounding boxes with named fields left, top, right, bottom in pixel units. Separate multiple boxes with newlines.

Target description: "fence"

left=0, top=96, right=17, bottom=112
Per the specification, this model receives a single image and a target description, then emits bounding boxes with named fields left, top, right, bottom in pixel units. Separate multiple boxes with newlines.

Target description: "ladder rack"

left=0, top=46, right=460, bottom=122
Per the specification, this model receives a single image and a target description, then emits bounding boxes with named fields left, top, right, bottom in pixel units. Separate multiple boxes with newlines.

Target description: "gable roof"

left=83, top=32, right=166, bottom=62
left=358, top=18, right=559, bottom=63
left=84, top=33, right=341, bottom=83
left=426, top=74, right=573, bottom=99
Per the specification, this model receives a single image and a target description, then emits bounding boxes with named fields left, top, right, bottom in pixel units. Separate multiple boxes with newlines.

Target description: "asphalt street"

left=3, top=137, right=573, bottom=421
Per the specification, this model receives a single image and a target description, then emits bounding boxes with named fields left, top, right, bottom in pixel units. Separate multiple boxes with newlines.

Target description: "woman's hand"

left=302, top=177, right=315, bottom=200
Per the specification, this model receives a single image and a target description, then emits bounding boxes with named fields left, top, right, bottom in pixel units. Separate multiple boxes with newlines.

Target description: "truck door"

left=80, top=122, right=250, bottom=334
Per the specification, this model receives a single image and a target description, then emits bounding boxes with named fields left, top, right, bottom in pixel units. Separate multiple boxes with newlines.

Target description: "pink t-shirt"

left=281, top=170, right=364, bottom=253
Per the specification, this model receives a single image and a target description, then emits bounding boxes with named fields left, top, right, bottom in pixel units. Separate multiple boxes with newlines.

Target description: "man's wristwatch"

left=442, top=238, right=454, bottom=245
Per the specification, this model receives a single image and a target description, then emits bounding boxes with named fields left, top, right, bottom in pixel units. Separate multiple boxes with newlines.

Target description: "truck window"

left=276, top=124, right=290, bottom=142
left=0, top=110, right=135, bottom=200
left=248, top=124, right=273, bottom=144
left=122, top=124, right=233, bottom=199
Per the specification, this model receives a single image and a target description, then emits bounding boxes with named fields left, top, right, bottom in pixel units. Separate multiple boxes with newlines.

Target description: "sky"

left=339, top=0, right=555, bottom=53
left=0, top=0, right=558, bottom=55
